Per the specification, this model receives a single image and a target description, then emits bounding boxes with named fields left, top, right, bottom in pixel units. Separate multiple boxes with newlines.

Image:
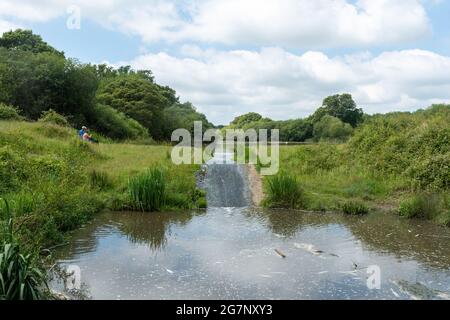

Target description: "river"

left=51, top=152, right=450, bottom=300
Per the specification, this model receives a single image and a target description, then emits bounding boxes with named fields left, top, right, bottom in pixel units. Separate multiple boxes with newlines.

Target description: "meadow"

left=0, top=120, right=205, bottom=253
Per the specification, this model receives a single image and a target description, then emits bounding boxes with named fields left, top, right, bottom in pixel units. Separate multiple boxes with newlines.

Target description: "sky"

left=1, top=0, right=450, bottom=125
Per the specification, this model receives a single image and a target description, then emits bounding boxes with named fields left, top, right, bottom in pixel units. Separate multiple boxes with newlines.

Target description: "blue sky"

left=1, top=0, right=450, bottom=124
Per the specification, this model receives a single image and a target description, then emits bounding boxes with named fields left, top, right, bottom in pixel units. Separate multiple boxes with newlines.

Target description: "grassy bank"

left=0, top=120, right=205, bottom=252
left=261, top=105, right=450, bottom=226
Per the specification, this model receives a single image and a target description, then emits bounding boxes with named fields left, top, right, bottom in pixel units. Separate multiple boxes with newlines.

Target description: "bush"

left=91, top=104, right=149, bottom=140
left=265, top=173, right=305, bottom=209
left=128, top=167, right=166, bottom=212
left=342, top=201, right=369, bottom=215
left=38, top=109, right=69, bottom=127
left=0, top=104, right=23, bottom=121
left=313, top=115, right=353, bottom=142
left=411, top=153, right=450, bottom=190
left=398, top=193, right=442, bottom=219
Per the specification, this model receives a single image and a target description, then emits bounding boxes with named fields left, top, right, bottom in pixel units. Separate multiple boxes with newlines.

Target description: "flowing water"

left=51, top=152, right=450, bottom=300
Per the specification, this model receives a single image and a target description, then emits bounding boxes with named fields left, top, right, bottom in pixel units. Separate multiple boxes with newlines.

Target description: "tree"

left=0, top=29, right=64, bottom=56
left=312, top=94, right=364, bottom=127
left=230, top=112, right=263, bottom=128
left=0, top=48, right=97, bottom=122
left=97, top=73, right=170, bottom=140
left=163, top=102, right=213, bottom=138
left=313, top=115, right=353, bottom=142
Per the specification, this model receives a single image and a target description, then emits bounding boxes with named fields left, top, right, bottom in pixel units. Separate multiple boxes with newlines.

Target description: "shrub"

left=0, top=104, right=23, bottom=121
left=91, top=104, right=149, bottom=140
left=398, top=193, right=442, bottom=219
left=38, top=109, right=69, bottom=127
left=342, top=201, right=369, bottom=215
left=128, top=167, right=166, bottom=212
left=411, top=153, right=450, bottom=190
left=265, top=173, right=305, bottom=209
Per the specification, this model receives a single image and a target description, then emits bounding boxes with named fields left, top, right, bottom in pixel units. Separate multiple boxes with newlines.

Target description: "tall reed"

left=265, top=173, right=305, bottom=209
left=128, top=167, right=166, bottom=212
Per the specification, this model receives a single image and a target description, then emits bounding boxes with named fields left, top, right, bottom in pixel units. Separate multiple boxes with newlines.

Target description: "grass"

left=398, top=193, right=443, bottom=219
left=0, top=120, right=206, bottom=252
left=129, top=167, right=166, bottom=212
left=264, top=173, right=305, bottom=209
left=261, top=144, right=449, bottom=225
left=341, top=201, right=369, bottom=215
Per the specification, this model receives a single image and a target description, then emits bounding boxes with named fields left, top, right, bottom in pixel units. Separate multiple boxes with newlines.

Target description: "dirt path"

left=247, top=164, right=264, bottom=206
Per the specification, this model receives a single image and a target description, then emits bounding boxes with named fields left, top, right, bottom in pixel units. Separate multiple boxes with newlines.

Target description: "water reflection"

left=53, top=208, right=450, bottom=300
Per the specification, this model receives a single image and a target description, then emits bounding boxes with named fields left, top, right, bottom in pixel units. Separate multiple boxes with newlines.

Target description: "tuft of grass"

left=89, top=170, right=113, bottom=191
left=265, top=173, right=305, bottom=209
left=128, top=167, right=166, bottom=212
left=398, top=193, right=442, bottom=219
left=341, top=201, right=369, bottom=215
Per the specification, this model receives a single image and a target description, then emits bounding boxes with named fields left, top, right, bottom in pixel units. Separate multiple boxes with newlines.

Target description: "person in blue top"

left=79, top=126, right=87, bottom=138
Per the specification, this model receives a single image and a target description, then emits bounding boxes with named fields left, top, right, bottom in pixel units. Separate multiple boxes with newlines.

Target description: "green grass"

left=261, top=144, right=449, bottom=225
left=398, top=193, right=443, bottom=220
left=341, top=201, right=369, bottom=215
left=264, top=172, right=305, bottom=209
left=129, top=167, right=166, bottom=212
left=0, top=120, right=205, bottom=250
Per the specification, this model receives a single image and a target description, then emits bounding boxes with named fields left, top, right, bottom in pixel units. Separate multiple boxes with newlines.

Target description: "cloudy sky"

left=1, top=0, right=450, bottom=124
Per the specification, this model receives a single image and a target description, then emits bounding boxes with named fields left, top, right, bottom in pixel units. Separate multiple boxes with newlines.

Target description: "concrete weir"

left=204, top=152, right=251, bottom=208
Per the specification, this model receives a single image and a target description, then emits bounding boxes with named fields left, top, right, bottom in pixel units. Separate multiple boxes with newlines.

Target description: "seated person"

left=82, top=129, right=98, bottom=143
left=79, top=126, right=87, bottom=138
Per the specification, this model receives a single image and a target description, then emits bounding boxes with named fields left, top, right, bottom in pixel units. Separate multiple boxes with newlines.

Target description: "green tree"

left=313, top=115, right=353, bottom=142
left=0, top=29, right=63, bottom=56
left=97, top=73, right=170, bottom=140
left=312, top=94, right=363, bottom=127
left=230, top=112, right=263, bottom=128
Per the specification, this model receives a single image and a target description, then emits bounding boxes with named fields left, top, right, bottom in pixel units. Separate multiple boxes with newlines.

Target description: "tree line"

left=0, top=29, right=213, bottom=141
left=227, top=93, right=364, bottom=142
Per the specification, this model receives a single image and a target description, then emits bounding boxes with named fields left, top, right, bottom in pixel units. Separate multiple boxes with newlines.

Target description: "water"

left=51, top=153, right=450, bottom=300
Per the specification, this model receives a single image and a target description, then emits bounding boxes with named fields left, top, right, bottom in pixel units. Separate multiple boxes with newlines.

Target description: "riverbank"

left=257, top=105, right=450, bottom=226
left=0, top=120, right=205, bottom=252
left=259, top=143, right=450, bottom=226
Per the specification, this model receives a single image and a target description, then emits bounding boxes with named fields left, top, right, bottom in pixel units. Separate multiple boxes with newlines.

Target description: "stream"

left=51, top=152, right=450, bottom=300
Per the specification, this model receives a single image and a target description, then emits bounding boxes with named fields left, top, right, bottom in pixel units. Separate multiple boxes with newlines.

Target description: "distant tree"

left=279, top=119, right=313, bottom=142
left=312, top=94, right=364, bottom=127
left=230, top=112, right=263, bottom=128
left=163, top=102, right=213, bottom=138
left=0, top=29, right=64, bottom=56
left=313, top=115, right=353, bottom=142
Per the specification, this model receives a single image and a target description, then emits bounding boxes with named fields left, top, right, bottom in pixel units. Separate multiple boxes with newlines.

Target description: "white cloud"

left=0, top=0, right=431, bottom=48
left=120, top=48, right=450, bottom=124
left=0, top=19, right=20, bottom=35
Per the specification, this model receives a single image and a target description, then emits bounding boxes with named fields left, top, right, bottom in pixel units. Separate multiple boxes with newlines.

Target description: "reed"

left=266, top=173, right=305, bottom=209
left=128, top=167, right=166, bottom=212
